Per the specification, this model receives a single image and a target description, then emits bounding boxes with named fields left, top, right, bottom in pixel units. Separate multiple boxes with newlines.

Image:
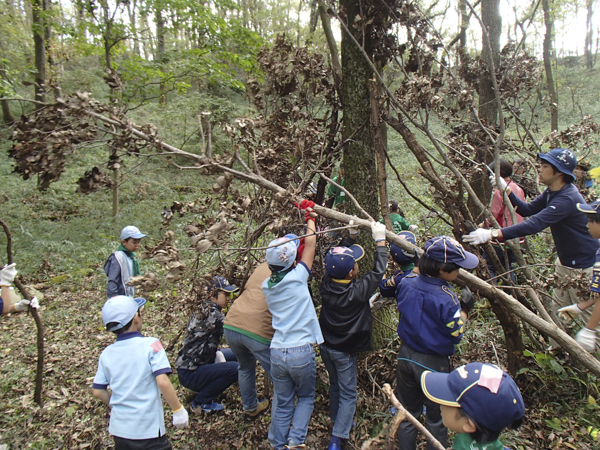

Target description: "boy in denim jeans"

left=318, top=221, right=388, bottom=450
left=262, top=200, right=321, bottom=450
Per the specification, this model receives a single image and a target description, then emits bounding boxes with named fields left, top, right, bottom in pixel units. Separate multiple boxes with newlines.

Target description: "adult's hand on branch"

left=462, top=228, right=492, bottom=245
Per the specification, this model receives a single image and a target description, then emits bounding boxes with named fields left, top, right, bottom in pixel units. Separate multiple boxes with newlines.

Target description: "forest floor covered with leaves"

left=0, top=270, right=598, bottom=450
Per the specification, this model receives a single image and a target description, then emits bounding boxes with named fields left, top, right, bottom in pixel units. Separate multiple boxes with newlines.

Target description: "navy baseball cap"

left=421, top=362, right=525, bottom=432
left=390, top=231, right=416, bottom=265
left=208, top=276, right=239, bottom=294
left=325, top=245, right=365, bottom=279
left=577, top=200, right=600, bottom=217
left=120, top=226, right=146, bottom=240
left=424, top=236, right=479, bottom=269
left=538, top=148, right=577, bottom=182
left=102, top=295, right=147, bottom=331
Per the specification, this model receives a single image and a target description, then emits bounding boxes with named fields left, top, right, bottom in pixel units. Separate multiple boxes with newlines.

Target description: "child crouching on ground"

left=319, top=221, right=388, bottom=450
left=421, top=362, right=525, bottom=449
left=396, top=236, right=479, bottom=450
left=92, top=295, right=188, bottom=450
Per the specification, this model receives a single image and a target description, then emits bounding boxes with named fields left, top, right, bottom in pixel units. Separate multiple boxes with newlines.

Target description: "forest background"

left=1, top=0, right=600, bottom=448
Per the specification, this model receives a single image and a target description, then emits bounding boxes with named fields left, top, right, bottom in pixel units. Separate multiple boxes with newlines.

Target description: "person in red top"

left=483, top=159, right=526, bottom=280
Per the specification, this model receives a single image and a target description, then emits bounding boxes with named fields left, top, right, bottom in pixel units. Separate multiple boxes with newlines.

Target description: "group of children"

left=91, top=192, right=600, bottom=449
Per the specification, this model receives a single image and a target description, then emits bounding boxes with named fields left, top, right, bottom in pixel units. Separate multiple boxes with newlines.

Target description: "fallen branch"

left=0, top=218, right=45, bottom=405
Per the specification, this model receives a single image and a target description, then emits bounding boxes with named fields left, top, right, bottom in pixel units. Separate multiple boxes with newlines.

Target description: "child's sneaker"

left=191, top=400, right=225, bottom=413
left=284, top=445, right=307, bottom=450
left=243, top=398, right=269, bottom=422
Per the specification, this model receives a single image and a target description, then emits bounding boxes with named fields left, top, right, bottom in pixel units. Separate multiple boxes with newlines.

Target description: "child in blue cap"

left=421, top=362, right=525, bottom=449
left=104, top=226, right=147, bottom=298
left=93, top=295, right=189, bottom=449
left=378, top=230, right=418, bottom=298
left=175, top=275, right=240, bottom=413
left=395, top=236, right=479, bottom=450
left=318, top=221, right=388, bottom=450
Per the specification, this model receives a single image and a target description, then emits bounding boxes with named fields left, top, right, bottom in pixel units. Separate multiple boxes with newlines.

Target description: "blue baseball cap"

left=266, top=234, right=300, bottom=272
left=325, top=244, right=365, bottom=279
left=421, top=362, right=525, bottom=432
left=208, top=276, right=239, bottom=294
left=538, top=148, right=577, bottom=182
left=102, top=295, right=147, bottom=331
left=577, top=200, right=600, bottom=217
left=424, top=236, right=479, bottom=269
left=120, top=226, right=146, bottom=240
left=390, top=231, right=416, bottom=265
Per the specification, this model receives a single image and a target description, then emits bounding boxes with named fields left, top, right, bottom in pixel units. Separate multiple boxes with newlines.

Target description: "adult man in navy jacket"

left=463, top=149, right=600, bottom=343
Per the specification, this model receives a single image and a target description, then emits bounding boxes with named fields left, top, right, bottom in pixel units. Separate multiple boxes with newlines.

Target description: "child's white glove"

left=369, top=292, right=381, bottom=309
left=557, top=304, right=584, bottom=322
left=462, top=228, right=492, bottom=245
left=371, top=222, right=387, bottom=242
left=173, top=407, right=189, bottom=428
left=14, top=296, right=40, bottom=311
left=214, top=350, right=226, bottom=363
left=489, top=175, right=508, bottom=191
left=348, top=220, right=359, bottom=237
left=575, top=327, right=597, bottom=353
left=408, top=224, right=419, bottom=232
left=0, top=263, right=17, bottom=286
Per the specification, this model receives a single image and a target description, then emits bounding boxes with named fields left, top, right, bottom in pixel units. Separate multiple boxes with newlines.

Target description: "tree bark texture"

left=478, top=0, right=501, bottom=125
left=156, top=6, right=167, bottom=105
left=32, top=0, right=47, bottom=106
left=585, top=0, right=595, bottom=70
left=542, top=0, right=558, bottom=131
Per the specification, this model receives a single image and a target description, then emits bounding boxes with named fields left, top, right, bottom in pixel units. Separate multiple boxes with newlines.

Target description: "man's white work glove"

left=369, top=292, right=381, bottom=309
left=557, top=304, right=584, bottom=322
left=14, top=296, right=38, bottom=312
left=575, top=327, right=597, bottom=353
left=348, top=220, right=360, bottom=237
left=0, top=263, right=17, bottom=287
left=173, top=407, right=189, bottom=428
left=462, top=228, right=492, bottom=245
left=489, top=175, right=508, bottom=191
left=371, top=221, right=387, bottom=242
left=214, top=350, right=226, bottom=363
left=408, top=224, right=419, bottom=232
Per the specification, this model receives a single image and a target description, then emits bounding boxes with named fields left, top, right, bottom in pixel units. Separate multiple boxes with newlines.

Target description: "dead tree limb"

left=0, top=218, right=45, bottom=405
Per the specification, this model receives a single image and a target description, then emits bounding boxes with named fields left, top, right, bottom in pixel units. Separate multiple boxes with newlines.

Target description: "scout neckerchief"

left=268, top=266, right=294, bottom=288
left=452, top=433, right=505, bottom=450
left=118, top=244, right=141, bottom=276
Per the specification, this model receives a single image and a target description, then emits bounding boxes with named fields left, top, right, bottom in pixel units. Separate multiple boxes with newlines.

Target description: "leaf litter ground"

left=0, top=273, right=598, bottom=449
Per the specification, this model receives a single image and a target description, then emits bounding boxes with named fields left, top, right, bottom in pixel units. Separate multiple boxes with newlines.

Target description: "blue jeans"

left=224, top=328, right=272, bottom=411
left=269, top=344, right=316, bottom=450
left=177, top=348, right=238, bottom=405
left=320, top=344, right=357, bottom=439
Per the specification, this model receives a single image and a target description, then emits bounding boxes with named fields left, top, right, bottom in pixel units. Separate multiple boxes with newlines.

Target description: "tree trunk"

left=0, top=67, right=14, bottom=124
left=319, top=2, right=342, bottom=84
left=126, top=0, right=141, bottom=57
left=156, top=6, right=167, bottom=105
left=585, top=0, right=595, bottom=69
left=478, top=0, right=501, bottom=125
left=542, top=0, right=558, bottom=131
left=459, top=0, right=469, bottom=49
left=32, top=0, right=46, bottom=106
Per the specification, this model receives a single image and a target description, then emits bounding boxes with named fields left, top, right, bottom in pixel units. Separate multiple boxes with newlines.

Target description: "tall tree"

left=542, top=0, right=558, bottom=131
left=478, top=0, right=501, bottom=125
left=585, top=0, right=596, bottom=69
left=32, top=0, right=47, bottom=106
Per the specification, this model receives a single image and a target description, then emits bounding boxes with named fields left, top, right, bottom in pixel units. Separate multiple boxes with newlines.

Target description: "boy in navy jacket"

left=318, top=221, right=388, bottom=450
left=396, top=236, right=479, bottom=450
